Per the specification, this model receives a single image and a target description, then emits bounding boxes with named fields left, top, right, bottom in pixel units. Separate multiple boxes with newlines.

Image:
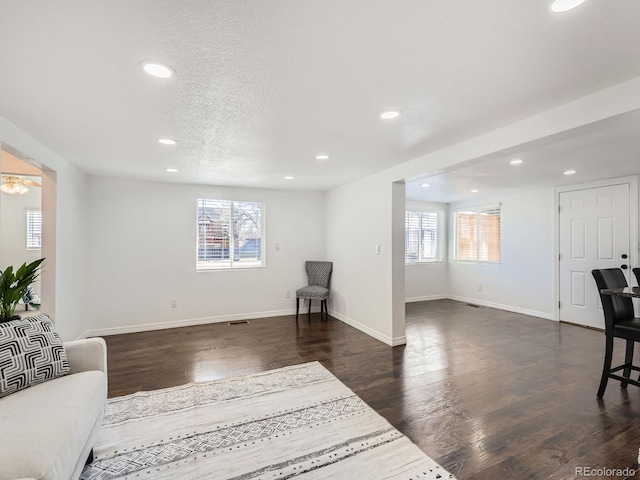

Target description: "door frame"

left=554, top=175, right=639, bottom=322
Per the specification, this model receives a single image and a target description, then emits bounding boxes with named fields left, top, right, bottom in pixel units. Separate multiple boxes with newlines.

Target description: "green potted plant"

left=0, top=258, right=44, bottom=323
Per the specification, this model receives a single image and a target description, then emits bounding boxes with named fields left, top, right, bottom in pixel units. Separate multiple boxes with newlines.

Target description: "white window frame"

left=453, top=204, right=501, bottom=263
left=26, top=209, right=42, bottom=250
left=196, top=198, right=265, bottom=270
left=405, top=210, right=443, bottom=264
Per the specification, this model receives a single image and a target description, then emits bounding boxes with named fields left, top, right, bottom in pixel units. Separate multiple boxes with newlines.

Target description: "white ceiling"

left=1, top=1, right=639, bottom=193
left=406, top=109, right=640, bottom=203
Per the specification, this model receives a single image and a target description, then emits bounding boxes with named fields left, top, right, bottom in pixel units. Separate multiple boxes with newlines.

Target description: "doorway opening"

left=0, top=142, right=57, bottom=320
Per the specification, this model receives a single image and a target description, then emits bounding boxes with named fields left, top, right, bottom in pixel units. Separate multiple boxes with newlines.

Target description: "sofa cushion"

left=0, top=314, right=70, bottom=398
left=0, top=370, right=106, bottom=480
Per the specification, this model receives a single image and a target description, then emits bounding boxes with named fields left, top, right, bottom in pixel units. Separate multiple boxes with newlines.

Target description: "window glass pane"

left=405, top=211, right=420, bottom=264
left=420, top=212, right=438, bottom=261
left=456, top=211, right=478, bottom=261
left=233, top=201, right=262, bottom=264
left=454, top=206, right=500, bottom=263
left=26, top=210, right=42, bottom=250
left=197, top=199, right=232, bottom=268
left=197, top=199, right=264, bottom=270
left=480, top=207, right=501, bottom=262
left=405, top=210, right=440, bottom=264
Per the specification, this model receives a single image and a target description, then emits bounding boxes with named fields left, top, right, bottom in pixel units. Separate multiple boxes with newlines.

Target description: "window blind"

left=197, top=199, right=264, bottom=269
left=26, top=210, right=42, bottom=250
left=455, top=205, right=500, bottom=263
left=479, top=206, right=501, bottom=262
left=405, top=210, right=440, bottom=264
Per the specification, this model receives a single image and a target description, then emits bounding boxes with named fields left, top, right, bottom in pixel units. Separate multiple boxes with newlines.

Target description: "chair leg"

left=296, top=298, right=299, bottom=321
left=597, top=335, right=614, bottom=398
left=86, top=448, right=94, bottom=465
left=322, top=300, right=327, bottom=320
left=622, top=339, right=634, bottom=388
left=308, top=299, right=312, bottom=317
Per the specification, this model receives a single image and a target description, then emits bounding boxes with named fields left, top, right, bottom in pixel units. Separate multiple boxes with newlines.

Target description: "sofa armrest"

left=64, top=337, right=108, bottom=376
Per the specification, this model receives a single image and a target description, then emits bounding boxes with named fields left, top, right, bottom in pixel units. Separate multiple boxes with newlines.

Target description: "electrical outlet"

left=171, top=298, right=177, bottom=308
left=477, top=284, right=483, bottom=292
left=285, top=290, right=291, bottom=298
left=376, top=244, right=381, bottom=255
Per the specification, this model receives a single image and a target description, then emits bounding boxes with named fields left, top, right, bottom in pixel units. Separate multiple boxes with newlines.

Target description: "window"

left=454, top=205, right=501, bottom=262
left=196, top=199, right=264, bottom=270
left=405, top=210, right=441, bottom=264
left=26, top=210, right=42, bottom=250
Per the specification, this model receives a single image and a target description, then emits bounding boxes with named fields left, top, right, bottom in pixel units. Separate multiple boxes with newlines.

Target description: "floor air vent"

left=228, top=320, right=250, bottom=326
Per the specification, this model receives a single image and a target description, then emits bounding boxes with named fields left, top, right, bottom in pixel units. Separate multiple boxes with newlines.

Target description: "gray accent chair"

left=296, top=261, right=333, bottom=321
left=634, top=267, right=640, bottom=286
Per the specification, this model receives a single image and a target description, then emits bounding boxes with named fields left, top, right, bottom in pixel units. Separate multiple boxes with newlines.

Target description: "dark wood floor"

left=103, top=300, right=640, bottom=479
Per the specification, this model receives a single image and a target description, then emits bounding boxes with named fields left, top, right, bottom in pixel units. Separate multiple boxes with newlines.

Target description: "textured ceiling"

left=1, top=1, right=640, bottom=192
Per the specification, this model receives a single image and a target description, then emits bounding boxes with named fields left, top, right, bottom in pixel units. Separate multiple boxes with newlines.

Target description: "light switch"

left=376, top=244, right=381, bottom=255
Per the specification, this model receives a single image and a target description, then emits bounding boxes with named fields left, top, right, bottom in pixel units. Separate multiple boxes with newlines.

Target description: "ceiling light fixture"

left=421, top=183, right=430, bottom=188
left=165, top=168, right=179, bottom=173
left=563, top=169, right=577, bottom=175
left=509, top=158, right=524, bottom=165
left=471, top=189, right=479, bottom=193
left=158, top=138, right=176, bottom=145
left=380, top=111, right=400, bottom=120
left=284, top=176, right=294, bottom=180
left=1, top=175, right=41, bottom=195
left=315, top=154, right=330, bottom=161
left=141, top=61, right=175, bottom=78
left=550, top=0, right=587, bottom=13
left=1, top=181, right=29, bottom=195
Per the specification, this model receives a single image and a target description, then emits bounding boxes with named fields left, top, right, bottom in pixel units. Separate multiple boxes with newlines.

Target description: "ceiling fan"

left=1, top=175, right=42, bottom=195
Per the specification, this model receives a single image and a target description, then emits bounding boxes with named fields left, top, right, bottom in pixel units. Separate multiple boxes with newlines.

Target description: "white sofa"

left=0, top=337, right=108, bottom=480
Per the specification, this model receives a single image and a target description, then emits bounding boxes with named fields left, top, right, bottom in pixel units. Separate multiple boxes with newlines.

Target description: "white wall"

left=447, top=188, right=556, bottom=319
left=325, top=176, right=403, bottom=345
left=326, top=76, right=640, bottom=346
left=0, top=115, right=89, bottom=341
left=404, top=199, right=449, bottom=302
left=84, top=177, right=325, bottom=335
left=4, top=78, right=640, bottom=344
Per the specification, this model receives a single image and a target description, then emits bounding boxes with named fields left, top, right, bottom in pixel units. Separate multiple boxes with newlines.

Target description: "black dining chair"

left=633, top=267, right=640, bottom=287
left=592, top=268, right=640, bottom=398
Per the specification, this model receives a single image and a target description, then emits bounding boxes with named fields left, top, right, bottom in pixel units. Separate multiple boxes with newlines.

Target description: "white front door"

left=559, top=183, right=631, bottom=328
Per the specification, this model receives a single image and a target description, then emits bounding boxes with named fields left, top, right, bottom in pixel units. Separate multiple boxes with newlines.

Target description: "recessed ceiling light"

left=165, top=168, right=179, bottom=173
left=158, top=138, right=176, bottom=145
left=316, top=154, right=330, bottom=161
left=471, top=189, right=479, bottom=193
left=380, top=111, right=400, bottom=120
left=509, top=158, right=524, bottom=165
left=141, top=61, right=175, bottom=78
left=550, top=0, right=587, bottom=13
left=563, top=169, right=577, bottom=175
left=421, top=183, right=430, bottom=188
left=284, top=176, right=294, bottom=180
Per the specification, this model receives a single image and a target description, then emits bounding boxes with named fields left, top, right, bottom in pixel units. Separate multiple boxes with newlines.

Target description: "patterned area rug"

left=81, top=362, right=455, bottom=480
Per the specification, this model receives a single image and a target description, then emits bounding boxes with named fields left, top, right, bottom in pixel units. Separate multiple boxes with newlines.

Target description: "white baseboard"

left=405, top=294, right=447, bottom=303
left=78, top=308, right=321, bottom=339
left=445, top=295, right=556, bottom=321
left=329, top=309, right=406, bottom=347
left=78, top=297, right=550, bottom=342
